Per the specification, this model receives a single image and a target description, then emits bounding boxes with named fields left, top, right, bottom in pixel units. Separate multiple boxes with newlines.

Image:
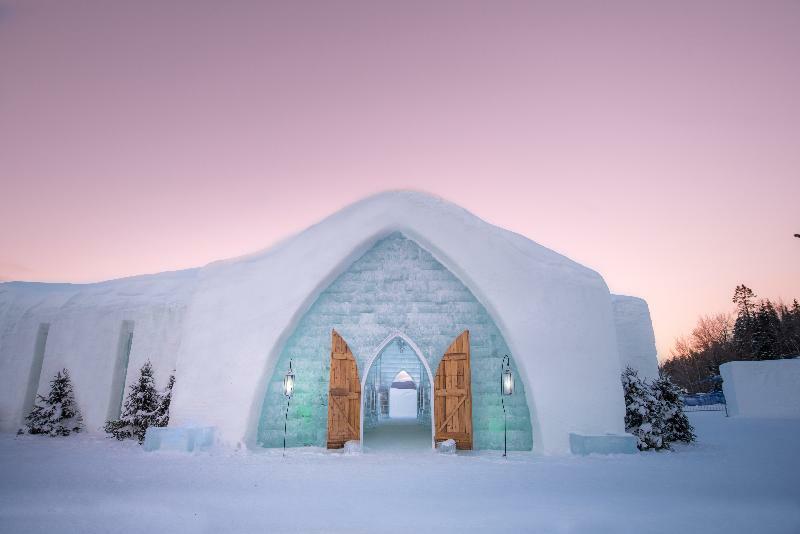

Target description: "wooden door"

left=434, top=330, right=473, bottom=450
left=327, top=330, right=361, bottom=449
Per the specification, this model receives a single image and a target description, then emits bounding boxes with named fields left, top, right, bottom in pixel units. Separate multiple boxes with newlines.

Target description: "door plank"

left=327, top=330, right=361, bottom=449
left=436, top=395, right=468, bottom=433
left=433, top=330, right=473, bottom=449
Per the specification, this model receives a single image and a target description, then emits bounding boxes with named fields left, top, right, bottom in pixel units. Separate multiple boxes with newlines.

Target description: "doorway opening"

left=361, top=334, right=434, bottom=451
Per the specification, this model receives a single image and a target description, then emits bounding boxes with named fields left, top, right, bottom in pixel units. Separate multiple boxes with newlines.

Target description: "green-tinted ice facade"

left=257, top=233, right=533, bottom=450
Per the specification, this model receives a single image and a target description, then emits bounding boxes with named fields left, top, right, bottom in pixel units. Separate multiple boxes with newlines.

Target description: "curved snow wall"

left=257, top=233, right=533, bottom=450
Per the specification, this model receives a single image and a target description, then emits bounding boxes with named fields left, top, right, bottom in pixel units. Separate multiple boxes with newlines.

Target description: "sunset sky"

left=1, top=0, right=798, bottom=360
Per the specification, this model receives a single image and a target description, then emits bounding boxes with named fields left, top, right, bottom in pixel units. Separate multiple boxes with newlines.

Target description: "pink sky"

left=1, top=0, right=798, bottom=360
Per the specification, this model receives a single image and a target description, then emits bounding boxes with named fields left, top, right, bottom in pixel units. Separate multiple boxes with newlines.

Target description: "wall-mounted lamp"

left=283, top=360, right=295, bottom=398
left=501, top=357, right=515, bottom=396
left=500, top=355, right=514, bottom=457
left=282, top=360, right=295, bottom=455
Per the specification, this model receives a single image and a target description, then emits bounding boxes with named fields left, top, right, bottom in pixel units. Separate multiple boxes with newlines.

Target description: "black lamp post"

left=282, top=360, right=295, bottom=455
left=500, top=354, right=515, bottom=457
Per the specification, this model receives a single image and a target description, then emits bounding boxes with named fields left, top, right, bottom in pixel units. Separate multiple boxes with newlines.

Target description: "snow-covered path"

left=363, top=418, right=431, bottom=451
left=1, top=413, right=798, bottom=534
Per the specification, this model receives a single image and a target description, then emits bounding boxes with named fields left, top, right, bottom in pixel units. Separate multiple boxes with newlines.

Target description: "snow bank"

left=569, top=432, right=637, bottom=455
left=611, top=295, right=659, bottom=380
left=721, top=360, right=800, bottom=418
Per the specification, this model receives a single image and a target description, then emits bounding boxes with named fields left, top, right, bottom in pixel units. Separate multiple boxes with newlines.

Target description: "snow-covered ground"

left=1, top=413, right=798, bottom=534
left=364, top=418, right=431, bottom=451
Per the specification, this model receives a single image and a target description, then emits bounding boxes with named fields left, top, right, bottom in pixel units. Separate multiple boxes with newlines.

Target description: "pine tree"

left=787, top=300, right=800, bottom=355
left=20, top=399, right=52, bottom=436
left=154, top=374, right=175, bottom=428
left=652, top=374, right=695, bottom=445
left=621, top=367, right=664, bottom=451
left=752, top=300, right=780, bottom=359
left=21, top=369, right=83, bottom=436
left=104, top=361, right=160, bottom=444
left=732, top=285, right=756, bottom=357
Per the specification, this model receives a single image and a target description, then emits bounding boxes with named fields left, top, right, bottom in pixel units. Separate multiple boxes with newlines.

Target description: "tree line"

left=660, top=285, right=800, bottom=394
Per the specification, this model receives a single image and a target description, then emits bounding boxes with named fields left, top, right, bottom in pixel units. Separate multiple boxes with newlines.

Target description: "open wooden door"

left=434, top=330, right=472, bottom=450
left=327, top=330, right=361, bottom=449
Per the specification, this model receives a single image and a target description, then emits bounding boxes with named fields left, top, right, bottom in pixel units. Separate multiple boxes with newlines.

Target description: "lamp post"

left=282, top=360, right=295, bottom=456
left=500, top=354, right=515, bottom=457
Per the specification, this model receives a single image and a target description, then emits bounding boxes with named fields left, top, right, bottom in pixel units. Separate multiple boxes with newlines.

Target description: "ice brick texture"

left=257, top=233, right=533, bottom=450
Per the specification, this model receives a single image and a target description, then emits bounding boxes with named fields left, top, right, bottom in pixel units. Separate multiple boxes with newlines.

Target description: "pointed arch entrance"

left=256, top=233, right=532, bottom=452
left=360, top=331, right=436, bottom=449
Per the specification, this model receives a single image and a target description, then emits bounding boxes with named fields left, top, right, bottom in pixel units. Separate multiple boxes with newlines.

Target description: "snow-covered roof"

left=221, top=191, right=602, bottom=277
left=1, top=191, right=602, bottom=312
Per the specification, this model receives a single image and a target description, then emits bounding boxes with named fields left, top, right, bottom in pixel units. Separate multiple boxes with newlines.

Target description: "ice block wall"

left=257, top=233, right=532, bottom=450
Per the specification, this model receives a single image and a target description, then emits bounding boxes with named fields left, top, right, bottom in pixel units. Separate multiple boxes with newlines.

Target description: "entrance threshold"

left=363, top=418, right=432, bottom=452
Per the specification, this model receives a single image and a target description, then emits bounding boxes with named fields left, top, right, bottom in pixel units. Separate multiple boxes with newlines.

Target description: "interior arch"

left=360, top=332, right=435, bottom=448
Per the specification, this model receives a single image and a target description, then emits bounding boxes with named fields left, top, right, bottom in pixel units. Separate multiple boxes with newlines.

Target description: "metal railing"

left=681, top=392, right=728, bottom=416
left=683, top=403, right=726, bottom=413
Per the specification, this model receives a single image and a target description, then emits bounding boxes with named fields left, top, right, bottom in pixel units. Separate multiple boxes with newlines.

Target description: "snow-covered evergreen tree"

left=621, top=366, right=664, bottom=451
left=154, top=373, right=175, bottom=428
left=104, top=361, right=160, bottom=444
left=21, top=369, right=83, bottom=436
left=652, top=374, right=695, bottom=445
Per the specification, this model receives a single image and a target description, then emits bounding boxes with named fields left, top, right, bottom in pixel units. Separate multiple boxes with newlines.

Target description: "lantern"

left=500, top=355, right=514, bottom=457
left=283, top=360, right=295, bottom=398
left=282, top=360, right=295, bottom=455
left=501, top=357, right=514, bottom=396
